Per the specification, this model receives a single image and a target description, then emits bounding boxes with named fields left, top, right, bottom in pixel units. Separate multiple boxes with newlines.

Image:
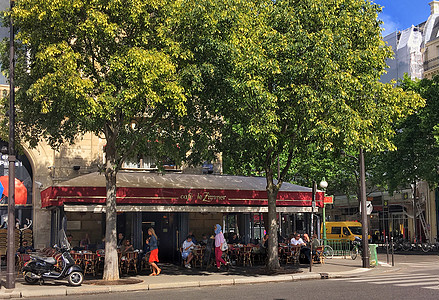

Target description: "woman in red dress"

left=146, top=228, right=161, bottom=276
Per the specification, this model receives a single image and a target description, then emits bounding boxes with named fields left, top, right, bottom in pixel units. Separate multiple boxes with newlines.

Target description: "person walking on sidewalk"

left=146, top=228, right=161, bottom=276
left=214, top=224, right=229, bottom=271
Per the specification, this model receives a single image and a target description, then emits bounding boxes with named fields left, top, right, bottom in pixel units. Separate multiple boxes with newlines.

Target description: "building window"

left=122, top=155, right=181, bottom=171
left=123, top=155, right=157, bottom=170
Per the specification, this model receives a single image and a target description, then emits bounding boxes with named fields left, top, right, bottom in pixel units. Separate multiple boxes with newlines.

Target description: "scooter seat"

left=40, top=257, right=56, bottom=264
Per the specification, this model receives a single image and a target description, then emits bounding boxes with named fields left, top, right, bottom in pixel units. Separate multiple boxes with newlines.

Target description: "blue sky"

left=375, top=0, right=431, bottom=35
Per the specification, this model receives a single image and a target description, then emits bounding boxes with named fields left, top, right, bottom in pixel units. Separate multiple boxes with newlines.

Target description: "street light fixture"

left=319, top=178, right=328, bottom=245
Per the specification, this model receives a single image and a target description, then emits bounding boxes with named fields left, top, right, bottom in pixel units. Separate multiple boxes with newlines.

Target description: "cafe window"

left=331, top=227, right=341, bottom=234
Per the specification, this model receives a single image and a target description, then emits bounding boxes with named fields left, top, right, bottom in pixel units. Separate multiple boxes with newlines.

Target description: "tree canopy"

left=371, top=75, right=439, bottom=192
left=210, top=0, right=423, bottom=270
left=3, top=0, right=193, bottom=280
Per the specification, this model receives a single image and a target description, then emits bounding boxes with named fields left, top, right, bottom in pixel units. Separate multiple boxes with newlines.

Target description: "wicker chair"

left=83, top=253, right=98, bottom=276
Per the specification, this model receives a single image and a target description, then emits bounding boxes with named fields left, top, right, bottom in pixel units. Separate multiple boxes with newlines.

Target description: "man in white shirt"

left=290, top=234, right=306, bottom=246
left=182, top=236, right=196, bottom=268
left=290, top=233, right=311, bottom=263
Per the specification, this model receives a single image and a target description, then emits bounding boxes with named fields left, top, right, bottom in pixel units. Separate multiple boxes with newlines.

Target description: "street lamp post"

left=6, top=0, right=16, bottom=289
left=320, top=179, right=328, bottom=246
left=310, top=181, right=316, bottom=272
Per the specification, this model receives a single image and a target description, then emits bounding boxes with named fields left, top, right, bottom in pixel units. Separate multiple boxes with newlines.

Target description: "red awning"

left=41, top=172, right=324, bottom=209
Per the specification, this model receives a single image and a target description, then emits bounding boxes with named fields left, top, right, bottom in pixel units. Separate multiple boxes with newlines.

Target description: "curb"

left=149, top=281, right=199, bottom=290
left=0, top=267, right=393, bottom=299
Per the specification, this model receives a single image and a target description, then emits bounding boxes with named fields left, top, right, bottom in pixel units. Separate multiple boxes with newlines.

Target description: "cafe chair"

left=313, top=246, right=324, bottom=264
left=126, top=251, right=138, bottom=274
left=71, top=252, right=84, bottom=269
left=16, top=253, right=31, bottom=277
left=285, top=246, right=300, bottom=265
left=83, top=252, right=98, bottom=276
left=96, top=249, right=105, bottom=273
left=241, top=246, right=253, bottom=267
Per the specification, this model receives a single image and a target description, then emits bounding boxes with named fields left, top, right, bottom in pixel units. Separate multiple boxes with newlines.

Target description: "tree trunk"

left=266, top=185, right=280, bottom=271
left=103, top=141, right=119, bottom=281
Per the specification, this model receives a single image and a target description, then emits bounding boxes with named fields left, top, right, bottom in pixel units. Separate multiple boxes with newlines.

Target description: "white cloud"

left=379, top=13, right=401, bottom=36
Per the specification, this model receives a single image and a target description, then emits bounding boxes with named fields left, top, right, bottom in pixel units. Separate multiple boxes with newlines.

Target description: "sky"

left=375, top=0, right=432, bottom=35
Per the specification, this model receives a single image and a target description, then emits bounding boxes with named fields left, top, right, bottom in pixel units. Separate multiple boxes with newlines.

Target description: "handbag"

left=221, top=242, right=228, bottom=251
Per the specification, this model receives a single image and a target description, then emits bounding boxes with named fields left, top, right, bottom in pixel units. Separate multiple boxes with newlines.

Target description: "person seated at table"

left=117, top=232, right=125, bottom=248
left=199, top=234, right=209, bottom=246
left=188, top=230, right=197, bottom=244
left=290, top=233, right=311, bottom=262
left=303, top=233, right=310, bottom=244
left=121, top=239, right=134, bottom=255
left=255, top=234, right=269, bottom=254
left=311, top=234, right=320, bottom=249
left=182, top=236, right=196, bottom=268
left=228, top=233, right=241, bottom=245
left=311, top=233, right=321, bottom=260
left=97, top=236, right=105, bottom=250
left=290, top=233, right=305, bottom=247
left=80, top=233, right=90, bottom=250
left=18, top=240, right=34, bottom=254
left=67, top=234, right=73, bottom=245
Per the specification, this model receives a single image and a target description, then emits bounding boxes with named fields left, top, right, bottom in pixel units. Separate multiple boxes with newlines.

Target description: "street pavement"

left=1, top=253, right=436, bottom=299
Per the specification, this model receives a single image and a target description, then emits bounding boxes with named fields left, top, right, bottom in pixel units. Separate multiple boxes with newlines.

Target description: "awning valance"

left=41, top=172, right=325, bottom=208
left=63, top=204, right=319, bottom=213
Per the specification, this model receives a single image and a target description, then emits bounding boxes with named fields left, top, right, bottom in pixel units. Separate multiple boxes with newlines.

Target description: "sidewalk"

left=0, top=254, right=397, bottom=299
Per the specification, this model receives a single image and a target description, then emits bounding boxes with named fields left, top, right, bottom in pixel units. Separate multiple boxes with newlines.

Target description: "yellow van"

left=322, top=221, right=364, bottom=241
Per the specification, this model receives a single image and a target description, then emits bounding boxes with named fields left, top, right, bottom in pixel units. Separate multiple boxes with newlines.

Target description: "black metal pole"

left=391, top=236, right=394, bottom=267
left=310, top=181, right=316, bottom=272
left=359, top=148, right=369, bottom=268
left=386, top=235, right=389, bottom=265
left=412, top=182, right=417, bottom=245
left=6, top=0, right=16, bottom=289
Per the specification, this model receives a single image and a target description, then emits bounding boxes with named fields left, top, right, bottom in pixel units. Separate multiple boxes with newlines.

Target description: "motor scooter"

left=22, top=230, right=84, bottom=286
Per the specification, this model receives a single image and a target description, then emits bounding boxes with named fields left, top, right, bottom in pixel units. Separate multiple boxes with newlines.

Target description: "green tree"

left=217, top=0, right=423, bottom=271
left=3, top=0, right=190, bottom=280
left=371, top=75, right=439, bottom=193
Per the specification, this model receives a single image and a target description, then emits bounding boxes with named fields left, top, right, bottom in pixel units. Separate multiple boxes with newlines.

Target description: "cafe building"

left=41, top=171, right=325, bottom=262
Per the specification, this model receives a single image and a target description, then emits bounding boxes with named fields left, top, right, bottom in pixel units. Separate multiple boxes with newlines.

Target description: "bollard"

left=386, top=236, right=389, bottom=265
left=391, top=236, right=394, bottom=267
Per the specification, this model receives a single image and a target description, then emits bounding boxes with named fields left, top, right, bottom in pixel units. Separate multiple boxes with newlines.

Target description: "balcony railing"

left=424, top=56, right=439, bottom=71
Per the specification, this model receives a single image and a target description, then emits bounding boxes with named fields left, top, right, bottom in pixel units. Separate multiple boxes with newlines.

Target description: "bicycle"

left=351, top=237, right=362, bottom=260
left=322, top=245, right=334, bottom=259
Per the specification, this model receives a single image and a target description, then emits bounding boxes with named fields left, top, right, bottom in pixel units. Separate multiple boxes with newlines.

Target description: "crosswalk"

left=330, top=272, right=439, bottom=290
left=397, top=261, right=439, bottom=269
